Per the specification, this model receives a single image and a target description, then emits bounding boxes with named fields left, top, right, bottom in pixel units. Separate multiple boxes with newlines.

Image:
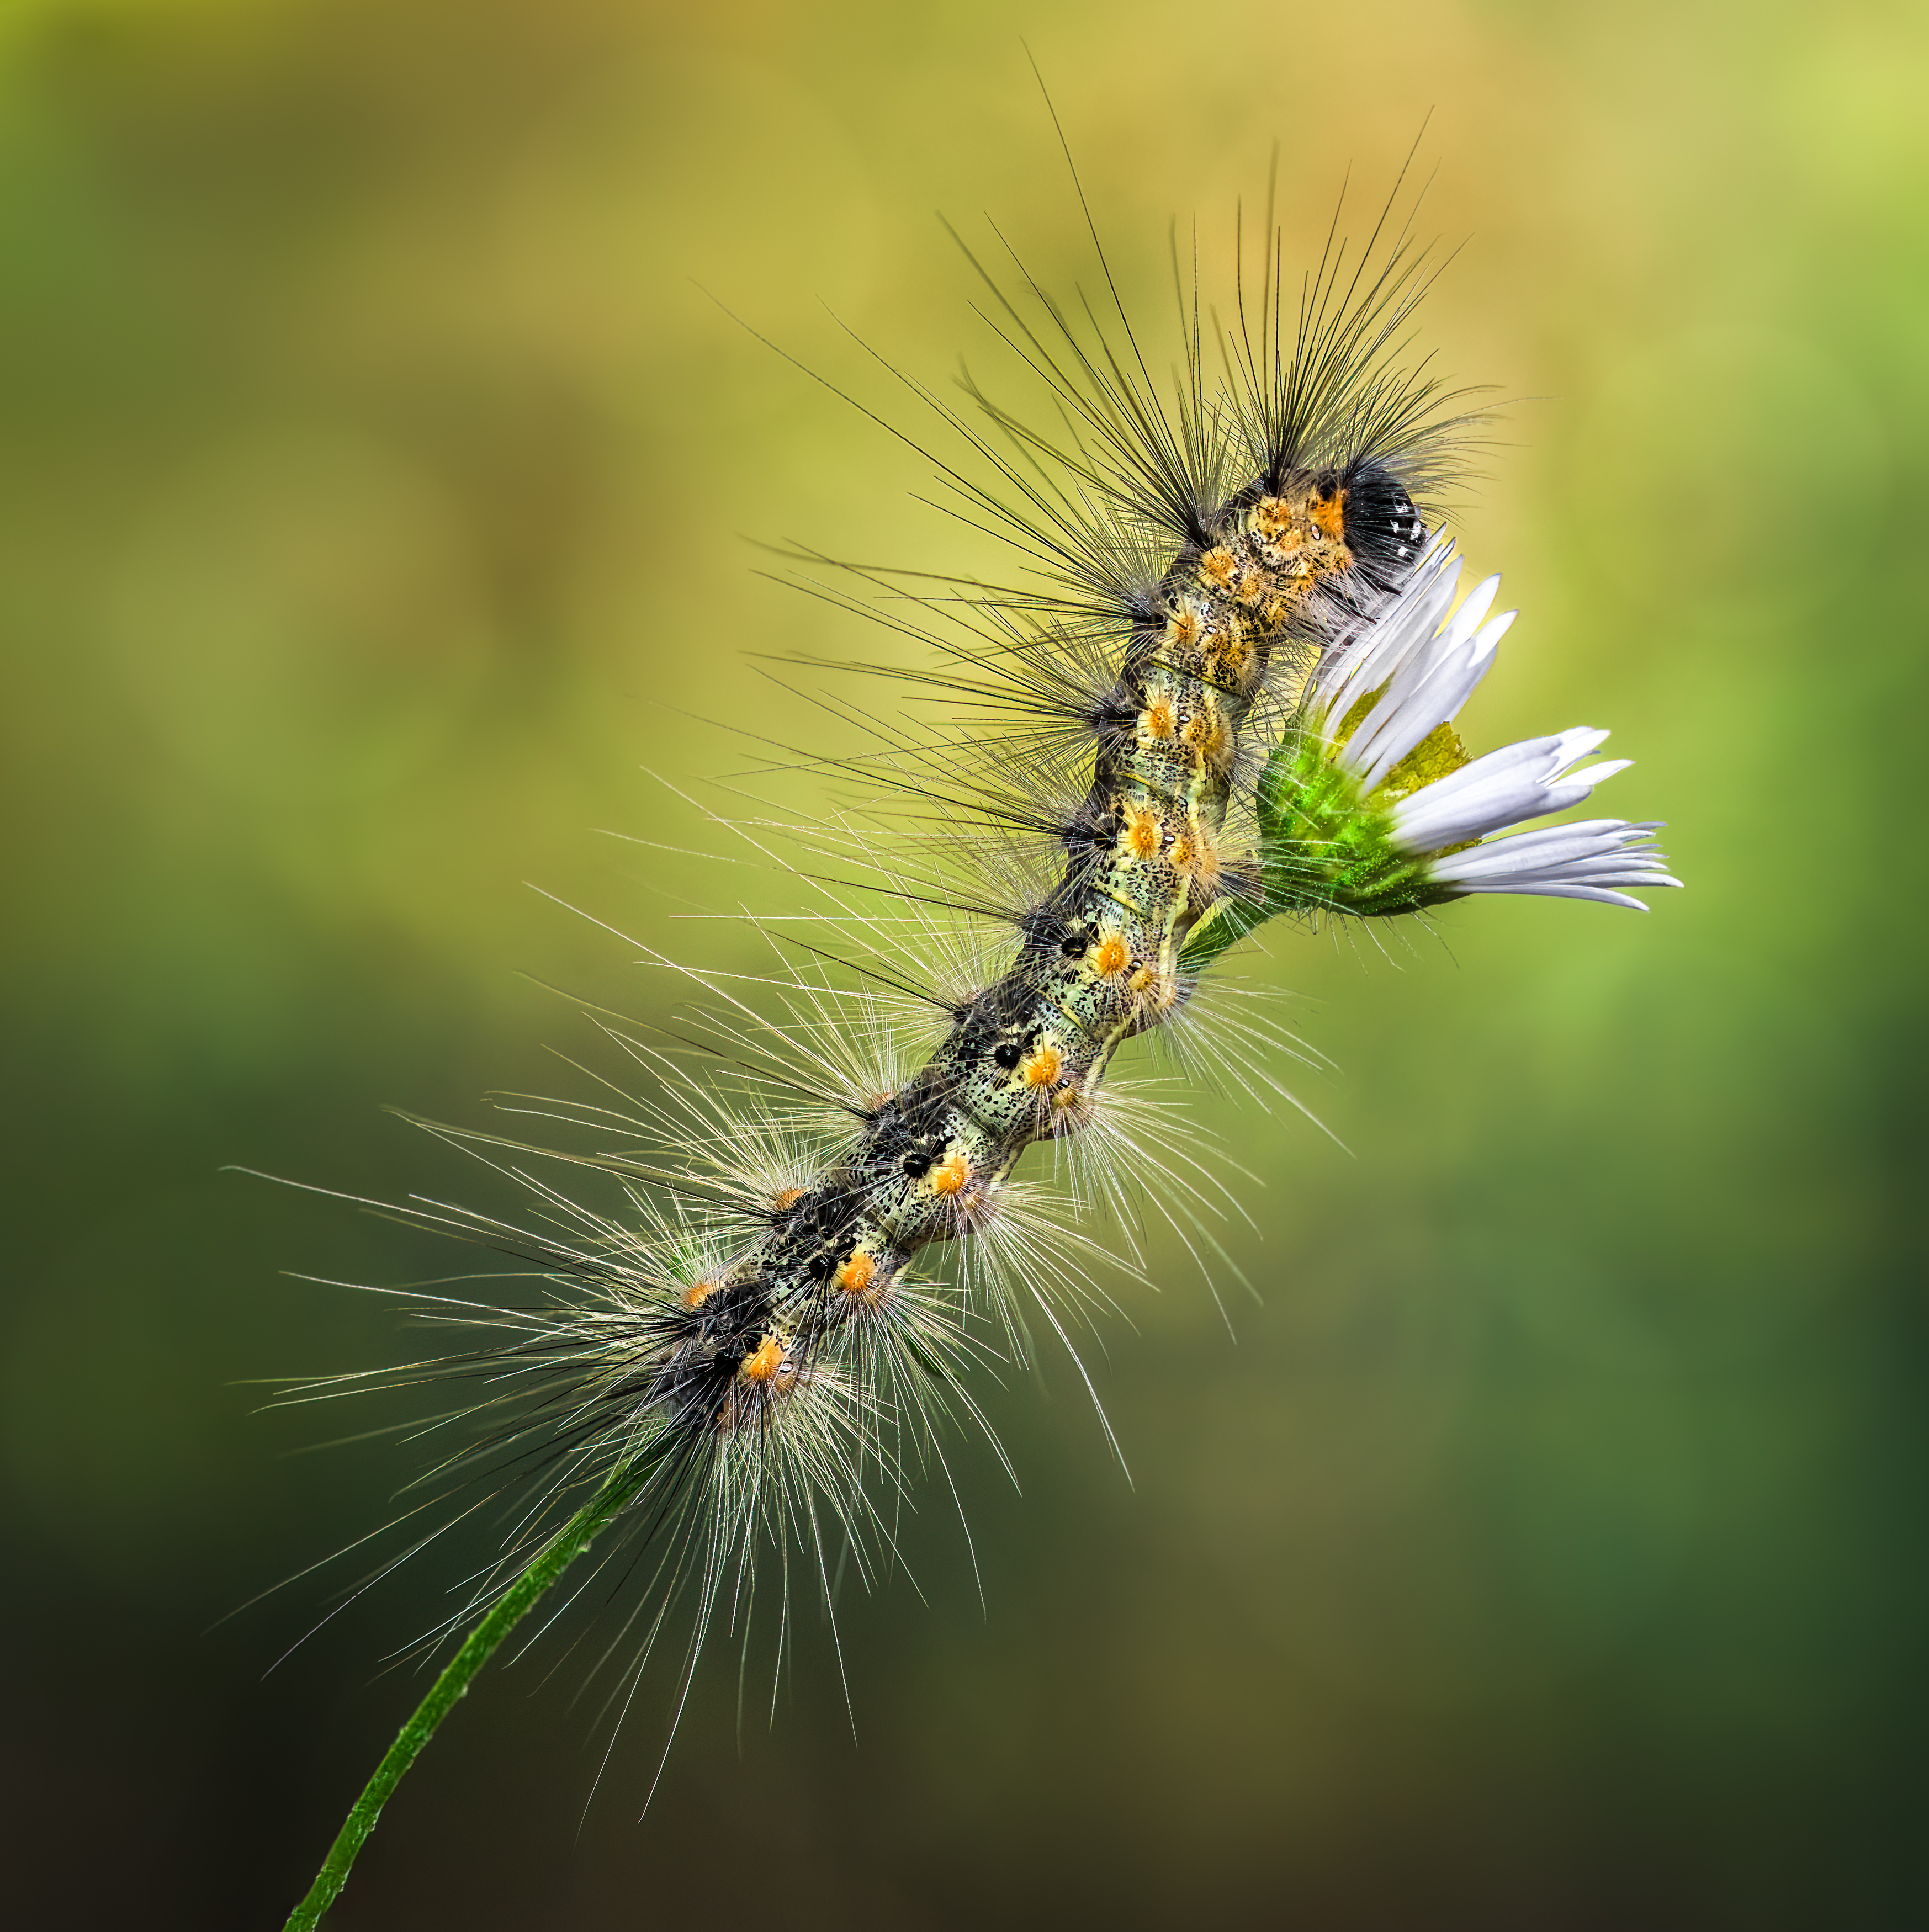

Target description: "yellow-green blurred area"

left=2, top=0, right=1925, bottom=1923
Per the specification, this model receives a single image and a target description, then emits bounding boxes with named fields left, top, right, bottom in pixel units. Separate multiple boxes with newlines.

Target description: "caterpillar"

left=273, top=143, right=1678, bottom=1929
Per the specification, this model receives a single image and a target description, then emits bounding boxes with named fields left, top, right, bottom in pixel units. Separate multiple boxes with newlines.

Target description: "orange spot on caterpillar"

left=682, top=1277, right=722, bottom=1310
left=1181, top=708, right=1228, bottom=760
left=930, top=1151, right=971, bottom=1196
left=836, top=1252, right=877, bottom=1296
left=1251, top=496, right=1316, bottom=569
left=739, top=1335, right=785, bottom=1382
left=1210, top=629, right=1253, bottom=677
left=1141, top=694, right=1176, bottom=739
left=1170, top=821, right=1223, bottom=889
left=772, top=1187, right=805, bottom=1210
left=1132, top=963, right=1177, bottom=1011
left=1121, top=803, right=1162, bottom=860
left=1167, top=607, right=1202, bottom=650
left=1253, top=496, right=1295, bottom=539
left=1199, top=546, right=1237, bottom=590
left=1047, top=1078, right=1095, bottom=1134
left=1021, top=1042, right=1063, bottom=1087
left=1236, top=568, right=1265, bottom=606
left=1093, top=933, right=1131, bottom=978
left=1311, top=488, right=1348, bottom=542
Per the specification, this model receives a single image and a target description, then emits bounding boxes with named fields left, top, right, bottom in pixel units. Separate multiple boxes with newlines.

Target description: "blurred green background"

left=2, top=1, right=1925, bottom=1925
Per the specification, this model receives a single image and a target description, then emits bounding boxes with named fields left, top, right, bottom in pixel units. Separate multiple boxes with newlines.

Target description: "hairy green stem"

left=283, top=1471, right=638, bottom=1930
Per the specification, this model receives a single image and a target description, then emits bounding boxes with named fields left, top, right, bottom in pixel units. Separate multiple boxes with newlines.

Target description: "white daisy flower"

left=1310, top=542, right=1683, bottom=912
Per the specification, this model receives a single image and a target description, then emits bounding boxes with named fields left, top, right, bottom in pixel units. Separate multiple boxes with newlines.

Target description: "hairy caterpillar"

left=273, top=142, right=1678, bottom=1929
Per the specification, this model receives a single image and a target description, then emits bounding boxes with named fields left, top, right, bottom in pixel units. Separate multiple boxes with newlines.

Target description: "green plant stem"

left=282, top=1471, right=639, bottom=1930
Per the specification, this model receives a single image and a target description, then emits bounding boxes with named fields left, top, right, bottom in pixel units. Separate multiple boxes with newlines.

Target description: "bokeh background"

left=3, top=1, right=1925, bottom=1925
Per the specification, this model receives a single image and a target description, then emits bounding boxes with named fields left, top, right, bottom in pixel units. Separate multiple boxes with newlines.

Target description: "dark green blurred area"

left=2, top=1, right=1925, bottom=1925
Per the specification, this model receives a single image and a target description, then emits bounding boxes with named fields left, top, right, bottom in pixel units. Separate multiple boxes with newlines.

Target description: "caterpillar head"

left=1335, top=457, right=1430, bottom=590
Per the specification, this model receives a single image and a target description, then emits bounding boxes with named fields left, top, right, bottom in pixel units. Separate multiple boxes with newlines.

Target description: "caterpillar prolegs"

left=277, top=163, right=1679, bottom=1928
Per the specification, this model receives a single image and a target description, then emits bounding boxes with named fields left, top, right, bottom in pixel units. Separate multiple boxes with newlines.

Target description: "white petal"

left=1445, top=883, right=1657, bottom=910
left=1438, top=820, right=1648, bottom=873
left=1400, top=779, right=1593, bottom=854
left=1388, top=737, right=1567, bottom=845
left=1439, top=574, right=1502, bottom=653
left=1348, top=615, right=1513, bottom=792
left=1318, top=555, right=1490, bottom=737
left=1315, top=544, right=1462, bottom=717
left=1445, top=850, right=1680, bottom=887
left=1418, top=735, right=1569, bottom=802
left=1559, top=758, right=1633, bottom=792
left=1546, top=726, right=1614, bottom=771
left=1388, top=729, right=1631, bottom=854
left=1427, top=818, right=1682, bottom=906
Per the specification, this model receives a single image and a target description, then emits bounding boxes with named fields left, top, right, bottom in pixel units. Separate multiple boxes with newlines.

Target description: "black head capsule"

left=1340, top=457, right=1428, bottom=582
